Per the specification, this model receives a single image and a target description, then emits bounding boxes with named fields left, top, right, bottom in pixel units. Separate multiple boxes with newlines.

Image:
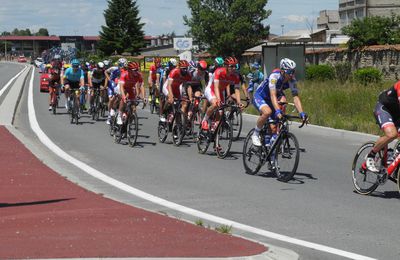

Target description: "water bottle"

left=264, top=134, right=271, bottom=147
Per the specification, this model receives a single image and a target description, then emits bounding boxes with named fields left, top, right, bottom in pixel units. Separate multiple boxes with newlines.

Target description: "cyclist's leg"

left=252, top=97, right=272, bottom=146
left=366, top=103, right=398, bottom=172
left=64, top=82, right=71, bottom=109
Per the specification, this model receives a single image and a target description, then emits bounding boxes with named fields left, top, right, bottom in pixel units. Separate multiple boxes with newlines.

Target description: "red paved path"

left=0, top=126, right=267, bottom=259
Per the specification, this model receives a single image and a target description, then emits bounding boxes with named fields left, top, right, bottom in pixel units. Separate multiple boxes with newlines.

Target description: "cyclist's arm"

left=88, top=71, right=93, bottom=87
left=120, top=82, right=126, bottom=101
left=270, top=88, right=280, bottom=112
left=148, top=71, right=153, bottom=86
left=289, top=80, right=303, bottom=113
left=156, top=73, right=161, bottom=87
left=79, top=70, right=85, bottom=87
left=214, top=80, right=221, bottom=102
left=167, top=78, right=174, bottom=101
left=139, top=81, right=145, bottom=99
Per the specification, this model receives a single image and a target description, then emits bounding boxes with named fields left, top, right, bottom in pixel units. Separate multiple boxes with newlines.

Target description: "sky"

left=0, top=0, right=339, bottom=36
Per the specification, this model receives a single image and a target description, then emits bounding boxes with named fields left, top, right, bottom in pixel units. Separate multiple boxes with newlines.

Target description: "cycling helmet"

left=46, top=64, right=52, bottom=68
left=54, top=54, right=61, bottom=60
left=179, top=60, right=190, bottom=68
left=169, top=58, right=177, bottom=67
left=214, top=57, right=224, bottom=67
left=198, top=60, right=208, bottom=70
left=118, top=58, right=128, bottom=68
left=236, top=63, right=241, bottom=70
left=71, top=59, right=80, bottom=67
left=103, top=60, right=110, bottom=67
left=189, top=60, right=197, bottom=69
left=97, top=61, right=105, bottom=69
left=128, top=61, right=140, bottom=71
left=251, top=62, right=260, bottom=70
left=224, top=56, right=238, bottom=66
left=280, top=58, right=296, bottom=71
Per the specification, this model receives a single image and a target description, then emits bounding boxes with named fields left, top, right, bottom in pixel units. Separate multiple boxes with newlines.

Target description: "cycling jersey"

left=119, top=69, right=143, bottom=100
left=378, top=81, right=400, bottom=116
left=149, top=64, right=157, bottom=82
left=165, top=68, right=192, bottom=98
left=63, top=67, right=84, bottom=82
left=208, top=67, right=240, bottom=95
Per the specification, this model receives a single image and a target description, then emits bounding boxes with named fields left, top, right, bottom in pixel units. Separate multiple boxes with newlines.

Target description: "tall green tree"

left=342, top=14, right=400, bottom=49
left=183, top=0, right=270, bottom=57
left=98, top=0, right=145, bottom=55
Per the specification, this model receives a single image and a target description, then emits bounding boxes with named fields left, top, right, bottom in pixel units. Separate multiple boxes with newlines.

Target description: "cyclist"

left=247, top=62, right=264, bottom=102
left=161, top=59, right=192, bottom=122
left=61, top=58, right=85, bottom=111
left=88, top=61, right=106, bottom=113
left=105, top=58, right=126, bottom=124
left=80, top=61, right=90, bottom=111
left=186, top=60, right=207, bottom=101
left=251, top=58, right=308, bottom=146
left=117, top=61, right=146, bottom=125
left=201, top=57, right=241, bottom=130
left=148, top=57, right=161, bottom=105
left=47, top=64, right=61, bottom=111
left=365, top=80, right=400, bottom=172
left=159, top=58, right=178, bottom=122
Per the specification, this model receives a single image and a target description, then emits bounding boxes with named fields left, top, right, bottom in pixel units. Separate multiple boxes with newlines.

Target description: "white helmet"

left=169, top=58, right=177, bottom=67
left=103, top=60, right=110, bottom=67
left=54, top=54, right=61, bottom=60
left=280, top=58, right=296, bottom=71
left=118, top=58, right=128, bottom=68
left=97, top=61, right=105, bottom=69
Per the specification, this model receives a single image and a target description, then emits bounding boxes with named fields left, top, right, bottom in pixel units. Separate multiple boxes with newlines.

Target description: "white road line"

left=0, top=66, right=28, bottom=98
left=26, top=67, right=376, bottom=260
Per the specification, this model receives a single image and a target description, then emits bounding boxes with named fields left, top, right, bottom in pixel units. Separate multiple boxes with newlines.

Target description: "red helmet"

left=224, top=56, right=238, bottom=66
left=178, top=60, right=190, bottom=69
left=198, top=60, right=208, bottom=70
left=128, top=61, right=140, bottom=71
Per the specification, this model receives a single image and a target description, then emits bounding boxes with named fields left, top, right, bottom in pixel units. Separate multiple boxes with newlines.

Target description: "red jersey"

left=149, top=64, right=157, bottom=81
left=119, top=69, right=143, bottom=99
left=211, top=67, right=240, bottom=94
left=168, top=68, right=192, bottom=97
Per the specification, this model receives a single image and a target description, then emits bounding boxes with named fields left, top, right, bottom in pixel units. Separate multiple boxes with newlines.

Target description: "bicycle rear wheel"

left=127, top=113, right=139, bottom=147
left=352, top=141, right=380, bottom=195
left=242, top=129, right=263, bottom=175
left=274, top=132, right=300, bottom=182
left=215, top=119, right=233, bottom=159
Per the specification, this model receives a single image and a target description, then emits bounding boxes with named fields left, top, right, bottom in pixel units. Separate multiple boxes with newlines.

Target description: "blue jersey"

left=64, top=67, right=84, bottom=82
left=254, top=69, right=298, bottom=102
left=249, top=70, right=264, bottom=84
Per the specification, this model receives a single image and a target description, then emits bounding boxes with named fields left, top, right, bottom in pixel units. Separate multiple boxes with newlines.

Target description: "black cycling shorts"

left=64, top=79, right=80, bottom=89
left=374, top=102, right=400, bottom=130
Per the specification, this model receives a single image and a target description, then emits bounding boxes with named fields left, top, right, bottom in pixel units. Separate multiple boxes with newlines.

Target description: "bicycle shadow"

left=0, top=198, right=74, bottom=208
left=252, top=171, right=316, bottom=184
left=368, top=191, right=400, bottom=199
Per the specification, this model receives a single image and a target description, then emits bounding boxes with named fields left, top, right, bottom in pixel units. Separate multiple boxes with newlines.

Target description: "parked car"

left=34, top=57, right=44, bottom=68
left=18, top=56, right=27, bottom=63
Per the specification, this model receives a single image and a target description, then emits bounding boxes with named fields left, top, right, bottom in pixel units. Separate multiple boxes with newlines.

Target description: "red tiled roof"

left=83, top=36, right=100, bottom=41
left=0, top=36, right=60, bottom=41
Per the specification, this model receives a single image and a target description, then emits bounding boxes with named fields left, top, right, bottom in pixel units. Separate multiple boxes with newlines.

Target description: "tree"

left=35, top=28, right=49, bottom=36
left=98, top=0, right=145, bottom=55
left=183, top=0, right=270, bottom=57
left=342, top=14, right=400, bottom=49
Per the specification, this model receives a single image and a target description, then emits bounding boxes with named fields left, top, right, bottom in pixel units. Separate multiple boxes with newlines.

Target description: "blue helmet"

left=251, top=62, right=260, bottom=70
left=71, top=59, right=80, bottom=66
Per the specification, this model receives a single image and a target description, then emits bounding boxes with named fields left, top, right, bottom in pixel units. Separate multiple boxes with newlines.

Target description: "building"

left=339, top=0, right=400, bottom=28
left=317, top=10, right=340, bottom=30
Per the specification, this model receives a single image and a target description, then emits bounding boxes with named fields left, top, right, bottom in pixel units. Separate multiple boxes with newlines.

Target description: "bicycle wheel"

left=172, top=113, right=185, bottom=146
left=351, top=141, right=381, bottom=195
left=51, top=92, right=57, bottom=115
left=109, top=116, right=116, bottom=136
left=158, top=122, right=168, bottom=143
left=127, top=113, right=139, bottom=147
left=242, top=129, right=263, bottom=175
left=274, top=132, right=300, bottom=182
left=230, top=109, right=243, bottom=141
left=196, top=129, right=210, bottom=154
left=114, top=124, right=123, bottom=144
left=215, top=119, right=233, bottom=159
left=74, top=98, right=79, bottom=125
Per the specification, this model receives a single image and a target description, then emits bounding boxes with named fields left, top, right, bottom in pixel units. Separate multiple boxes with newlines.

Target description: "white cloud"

left=283, top=15, right=308, bottom=23
left=161, top=20, right=174, bottom=29
left=142, top=17, right=155, bottom=26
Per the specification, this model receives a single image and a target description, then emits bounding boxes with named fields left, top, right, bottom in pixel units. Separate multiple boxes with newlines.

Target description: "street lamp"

left=281, top=25, right=284, bottom=35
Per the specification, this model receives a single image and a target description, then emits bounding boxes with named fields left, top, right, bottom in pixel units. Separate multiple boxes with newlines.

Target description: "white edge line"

left=0, top=65, right=28, bottom=98
left=26, top=67, right=376, bottom=260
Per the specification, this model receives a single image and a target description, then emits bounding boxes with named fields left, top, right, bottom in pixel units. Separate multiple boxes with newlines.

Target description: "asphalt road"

left=6, top=63, right=400, bottom=260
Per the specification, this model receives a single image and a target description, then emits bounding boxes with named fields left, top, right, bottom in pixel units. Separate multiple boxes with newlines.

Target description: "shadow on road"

left=0, top=198, right=74, bottom=208
left=369, top=191, right=400, bottom=199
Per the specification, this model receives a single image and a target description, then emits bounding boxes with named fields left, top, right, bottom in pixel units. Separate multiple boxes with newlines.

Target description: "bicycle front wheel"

left=242, top=129, right=263, bottom=175
left=158, top=122, right=168, bottom=143
left=215, top=119, right=232, bottom=159
left=230, top=109, right=243, bottom=141
left=352, top=141, right=380, bottom=195
left=274, top=132, right=300, bottom=182
left=127, top=113, right=139, bottom=147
